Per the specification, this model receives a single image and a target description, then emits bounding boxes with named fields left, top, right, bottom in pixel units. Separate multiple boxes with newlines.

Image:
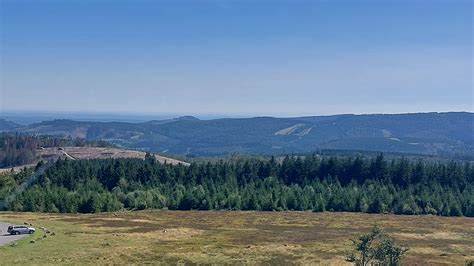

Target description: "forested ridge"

left=15, top=112, right=474, bottom=157
left=1, top=154, right=473, bottom=216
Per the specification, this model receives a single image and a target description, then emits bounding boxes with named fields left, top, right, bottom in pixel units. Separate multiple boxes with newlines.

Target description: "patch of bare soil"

left=63, top=147, right=188, bottom=165
left=0, top=147, right=189, bottom=172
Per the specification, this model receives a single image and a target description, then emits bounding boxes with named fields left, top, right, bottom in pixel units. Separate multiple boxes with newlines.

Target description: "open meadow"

left=0, top=211, right=472, bottom=265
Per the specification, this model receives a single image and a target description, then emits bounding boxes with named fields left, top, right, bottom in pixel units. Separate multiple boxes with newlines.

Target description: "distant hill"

left=0, top=119, right=20, bottom=131
left=11, top=112, right=474, bottom=157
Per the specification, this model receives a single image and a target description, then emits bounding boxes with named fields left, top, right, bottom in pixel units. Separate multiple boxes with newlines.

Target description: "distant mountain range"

left=3, top=112, right=473, bottom=157
left=0, top=119, right=20, bottom=131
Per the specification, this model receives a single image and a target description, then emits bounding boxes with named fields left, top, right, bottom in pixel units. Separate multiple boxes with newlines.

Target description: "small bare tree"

left=347, top=225, right=408, bottom=266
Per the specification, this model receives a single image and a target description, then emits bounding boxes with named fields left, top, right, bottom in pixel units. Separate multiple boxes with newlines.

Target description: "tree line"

left=1, top=154, right=473, bottom=216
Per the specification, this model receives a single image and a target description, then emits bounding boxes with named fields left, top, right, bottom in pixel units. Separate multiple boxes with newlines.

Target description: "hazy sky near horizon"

left=1, top=0, right=472, bottom=116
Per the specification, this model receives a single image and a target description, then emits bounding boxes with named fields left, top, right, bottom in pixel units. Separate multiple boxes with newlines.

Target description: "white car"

left=7, top=225, right=35, bottom=235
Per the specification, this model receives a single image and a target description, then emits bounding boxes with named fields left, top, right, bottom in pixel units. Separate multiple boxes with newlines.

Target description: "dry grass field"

left=0, top=147, right=188, bottom=173
left=61, top=147, right=189, bottom=165
left=0, top=211, right=472, bottom=265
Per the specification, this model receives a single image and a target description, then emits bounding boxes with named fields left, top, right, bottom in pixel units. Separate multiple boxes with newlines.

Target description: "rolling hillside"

left=11, top=112, right=474, bottom=157
left=0, top=119, right=20, bottom=131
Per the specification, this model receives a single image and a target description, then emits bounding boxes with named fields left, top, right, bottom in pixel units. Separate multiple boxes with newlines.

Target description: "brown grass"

left=0, top=211, right=472, bottom=265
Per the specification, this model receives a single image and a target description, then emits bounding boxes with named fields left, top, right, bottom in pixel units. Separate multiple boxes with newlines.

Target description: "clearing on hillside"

left=0, top=147, right=188, bottom=173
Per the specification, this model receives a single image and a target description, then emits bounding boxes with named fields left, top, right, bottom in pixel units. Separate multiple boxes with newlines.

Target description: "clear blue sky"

left=1, top=0, right=472, bottom=116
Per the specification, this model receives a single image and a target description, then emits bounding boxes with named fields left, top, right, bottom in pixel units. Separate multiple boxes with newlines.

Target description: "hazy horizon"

left=1, top=109, right=472, bottom=125
left=2, top=106, right=474, bottom=117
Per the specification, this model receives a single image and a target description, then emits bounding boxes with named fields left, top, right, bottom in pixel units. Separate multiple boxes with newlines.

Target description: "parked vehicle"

left=7, top=225, right=35, bottom=235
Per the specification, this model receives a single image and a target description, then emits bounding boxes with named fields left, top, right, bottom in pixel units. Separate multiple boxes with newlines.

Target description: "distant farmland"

left=0, top=211, right=472, bottom=265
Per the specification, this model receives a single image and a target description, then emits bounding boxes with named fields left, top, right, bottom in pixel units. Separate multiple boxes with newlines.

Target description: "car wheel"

left=29, top=230, right=34, bottom=234
left=16, top=231, right=21, bottom=235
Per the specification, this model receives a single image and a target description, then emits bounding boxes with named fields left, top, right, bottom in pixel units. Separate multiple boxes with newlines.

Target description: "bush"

left=347, top=225, right=408, bottom=266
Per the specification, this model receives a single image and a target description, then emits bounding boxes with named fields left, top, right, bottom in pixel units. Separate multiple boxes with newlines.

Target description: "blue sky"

left=1, top=0, right=472, bottom=116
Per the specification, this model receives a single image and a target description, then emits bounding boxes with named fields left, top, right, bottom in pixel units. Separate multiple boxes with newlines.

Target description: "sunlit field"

left=0, top=211, right=472, bottom=265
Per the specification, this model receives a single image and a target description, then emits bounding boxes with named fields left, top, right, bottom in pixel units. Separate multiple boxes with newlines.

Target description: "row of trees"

left=2, top=154, right=473, bottom=216
left=0, top=134, right=37, bottom=168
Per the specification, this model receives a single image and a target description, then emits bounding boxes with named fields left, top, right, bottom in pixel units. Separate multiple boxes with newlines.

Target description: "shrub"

left=346, top=225, right=408, bottom=266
